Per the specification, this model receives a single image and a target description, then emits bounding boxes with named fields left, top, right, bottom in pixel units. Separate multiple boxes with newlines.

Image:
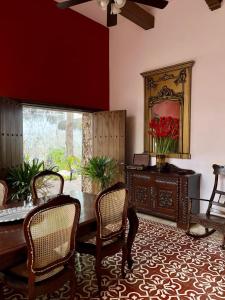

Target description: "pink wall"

left=0, top=0, right=109, bottom=110
left=110, top=0, right=225, bottom=198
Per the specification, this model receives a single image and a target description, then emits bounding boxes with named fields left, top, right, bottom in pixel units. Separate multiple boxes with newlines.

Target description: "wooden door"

left=0, top=97, right=23, bottom=179
left=82, top=110, right=126, bottom=194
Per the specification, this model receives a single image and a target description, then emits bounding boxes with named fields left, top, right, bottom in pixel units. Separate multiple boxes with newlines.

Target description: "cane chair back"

left=76, top=182, right=128, bottom=293
left=31, top=170, right=64, bottom=200
left=96, top=185, right=127, bottom=240
left=0, top=180, right=8, bottom=206
left=1, top=195, right=80, bottom=299
left=24, top=195, right=80, bottom=282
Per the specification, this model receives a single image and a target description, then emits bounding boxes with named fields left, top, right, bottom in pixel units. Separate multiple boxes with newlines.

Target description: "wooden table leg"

left=127, top=206, right=139, bottom=270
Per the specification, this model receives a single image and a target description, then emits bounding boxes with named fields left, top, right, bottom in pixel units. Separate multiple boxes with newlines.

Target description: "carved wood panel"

left=153, top=179, right=178, bottom=220
left=130, top=173, right=152, bottom=210
left=135, top=186, right=149, bottom=204
left=159, top=190, right=173, bottom=208
left=82, top=113, right=93, bottom=193
left=0, top=97, right=23, bottom=179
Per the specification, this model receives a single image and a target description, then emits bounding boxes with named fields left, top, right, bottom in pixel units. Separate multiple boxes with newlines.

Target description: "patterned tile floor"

left=2, top=216, right=225, bottom=300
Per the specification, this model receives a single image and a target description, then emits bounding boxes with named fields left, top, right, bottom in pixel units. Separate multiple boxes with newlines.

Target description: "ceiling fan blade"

left=120, top=1, right=154, bottom=29
left=128, top=0, right=168, bottom=9
left=107, top=4, right=117, bottom=27
left=205, top=0, right=222, bottom=10
left=57, top=0, right=92, bottom=9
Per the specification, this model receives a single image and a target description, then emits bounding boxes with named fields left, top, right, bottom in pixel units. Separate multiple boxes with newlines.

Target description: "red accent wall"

left=0, top=0, right=109, bottom=110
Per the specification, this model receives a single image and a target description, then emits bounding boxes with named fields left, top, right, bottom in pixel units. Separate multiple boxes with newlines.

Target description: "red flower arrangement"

left=148, top=116, right=179, bottom=154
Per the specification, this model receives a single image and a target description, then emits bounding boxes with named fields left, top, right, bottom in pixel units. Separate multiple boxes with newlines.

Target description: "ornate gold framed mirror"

left=142, top=61, right=194, bottom=159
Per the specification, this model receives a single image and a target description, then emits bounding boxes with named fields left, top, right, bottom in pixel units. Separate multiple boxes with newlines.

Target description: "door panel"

left=151, top=182, right=178, bottom=220
left=132, top=174, right=152, bottom=211
left=0, top=97, right=23, bottom=179
left=82, top=110, right=126, bottom=194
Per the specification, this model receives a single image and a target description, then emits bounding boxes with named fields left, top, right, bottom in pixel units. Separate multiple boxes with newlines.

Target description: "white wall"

left=109, top=0, right=225, bottom=199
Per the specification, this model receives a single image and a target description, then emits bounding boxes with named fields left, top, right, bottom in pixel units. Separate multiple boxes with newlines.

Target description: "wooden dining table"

left=0, top=191, right=139, bottom=297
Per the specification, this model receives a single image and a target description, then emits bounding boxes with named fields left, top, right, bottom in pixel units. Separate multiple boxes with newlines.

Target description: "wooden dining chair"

left=0, top=180, right=8, bottom=206
left=1, top=194, right=80, bottom=300
left=0, top=281, right=4, bottom=300
left=31, top=170, right=64, bottom=200
left=187, top=164, right=225, bottom=249
left=76, top=182, right=128, bottom=293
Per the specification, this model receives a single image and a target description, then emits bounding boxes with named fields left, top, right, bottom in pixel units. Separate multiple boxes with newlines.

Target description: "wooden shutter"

left=0, top=97, right=23, bottom=179
left=82, top=110, right=126, bottom=194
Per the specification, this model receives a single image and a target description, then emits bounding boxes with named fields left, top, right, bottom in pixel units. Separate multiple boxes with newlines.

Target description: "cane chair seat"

left=0, top=180, right=8, bottom=206
left=3, top=265, right=72, bottom=299
left=1, top=195, right=80, bottom=300
left=187, top=164, right=225, bottom=249
left=77, top=232, right=120, bottom=255
left=31, top=170, right=64, bottom=200
left=5, top=262, right=64, bottom=282
left=76, top=182, right=128, bottom=293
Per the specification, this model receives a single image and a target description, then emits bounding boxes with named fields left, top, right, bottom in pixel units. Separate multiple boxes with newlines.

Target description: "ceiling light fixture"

left=97, top=0, right=126, bottom=14
left=96, top=0, right=109, bottom=10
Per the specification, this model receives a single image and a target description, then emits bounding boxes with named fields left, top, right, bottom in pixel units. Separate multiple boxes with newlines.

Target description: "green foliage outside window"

left=47, top=148, right=81, bottom=180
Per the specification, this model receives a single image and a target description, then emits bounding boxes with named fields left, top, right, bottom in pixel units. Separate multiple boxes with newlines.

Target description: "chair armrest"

left=188, top=198, right=210, bottom=216
left=190, top=198, right=210, bottom=202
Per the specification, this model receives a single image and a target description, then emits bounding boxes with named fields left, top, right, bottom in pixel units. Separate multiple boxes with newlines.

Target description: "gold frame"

left=141, top=61, right=194, bottom=159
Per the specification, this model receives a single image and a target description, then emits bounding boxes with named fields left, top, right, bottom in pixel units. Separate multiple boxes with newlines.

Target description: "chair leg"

left=95, top=257, right=102, bottom=293
left=28, top=289, right=36, bottom=300
left=121, top=246, right=127, bottom=279
left=28, top=283, right=36, bottom=300
left=0, top=281, right=4, bottom=300
left=187, top=228, right=216, bottom=238
left=70, top=275, right=77, bottom=300
left=221, top=235, right=225, bottom=250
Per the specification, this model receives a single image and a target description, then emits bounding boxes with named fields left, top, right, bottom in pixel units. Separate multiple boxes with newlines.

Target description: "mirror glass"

left=152, top=100, right=180, bottom=119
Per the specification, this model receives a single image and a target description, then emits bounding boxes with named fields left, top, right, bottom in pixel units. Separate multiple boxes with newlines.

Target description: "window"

left=23, top=106, right=82, bottom=192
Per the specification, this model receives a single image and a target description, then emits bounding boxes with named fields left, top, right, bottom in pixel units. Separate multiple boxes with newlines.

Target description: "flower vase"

left=156, top=154, right=167, bottom=172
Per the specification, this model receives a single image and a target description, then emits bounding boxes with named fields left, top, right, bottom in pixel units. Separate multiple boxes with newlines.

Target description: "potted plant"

left=82, top=156, right=117, bottom=192
left=7, top=159, right=45, bottom=201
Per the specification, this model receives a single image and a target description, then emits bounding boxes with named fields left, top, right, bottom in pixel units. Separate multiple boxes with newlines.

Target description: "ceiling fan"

left=57, top=0, right=169, bottom=29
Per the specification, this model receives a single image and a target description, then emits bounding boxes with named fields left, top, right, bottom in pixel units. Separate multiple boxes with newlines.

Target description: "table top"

left=0, top=191, right=97, bottom=268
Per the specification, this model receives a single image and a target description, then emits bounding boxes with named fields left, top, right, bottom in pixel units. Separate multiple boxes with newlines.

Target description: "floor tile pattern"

left=2, top=218, right=225, bottom=299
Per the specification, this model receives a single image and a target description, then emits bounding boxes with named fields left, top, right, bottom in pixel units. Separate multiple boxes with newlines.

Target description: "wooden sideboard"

left=126, top=164, right=200, bottom=230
